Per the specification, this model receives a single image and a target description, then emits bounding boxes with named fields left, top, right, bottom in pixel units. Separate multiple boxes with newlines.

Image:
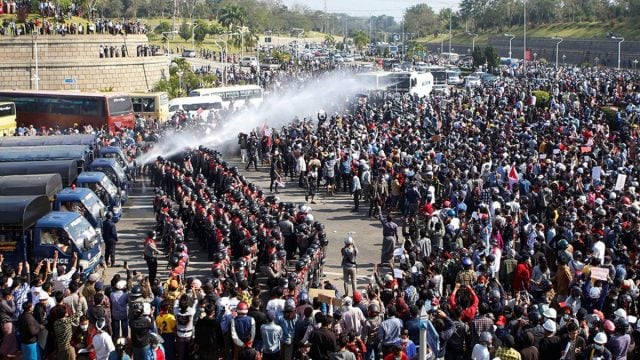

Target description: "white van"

left=168, top=95, right=223, bottom=120
left=239, top=56, right=258, bottom=67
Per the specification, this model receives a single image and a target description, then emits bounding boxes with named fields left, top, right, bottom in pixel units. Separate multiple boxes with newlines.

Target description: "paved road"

left=109, top=158, right=385, bottom=294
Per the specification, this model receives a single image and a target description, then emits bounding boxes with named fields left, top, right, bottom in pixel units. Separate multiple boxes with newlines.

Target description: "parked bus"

left=0, top=101, right=16, bottom=137
left=168, top=96, right=223, bottom=120
left=188, top=85, right=263, bottom=109
left=130, top=92, right=169, bottom=123
left=0, top=134, right=100, bottom=149
left=0, top=90, right=135, bottom=131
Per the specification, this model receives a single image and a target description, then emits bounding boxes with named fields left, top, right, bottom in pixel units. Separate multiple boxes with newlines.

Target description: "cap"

left=353, top=291, right=363, bottom=303
left=495, top=315, right=507, bottom=327
left=543, top=319, right=557, bottom=333
left=342, top=297, right=353, bottom=307
left=39, top=291, right=49, bottom=301
left=115, top=280, right=127, bottom=290
left=88, top=273, right=99, bottom=282
left=95, top=281, right=104, bottom=290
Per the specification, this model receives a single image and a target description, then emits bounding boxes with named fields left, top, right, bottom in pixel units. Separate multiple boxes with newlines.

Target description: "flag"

left=508, top=166, right=519, bottom=183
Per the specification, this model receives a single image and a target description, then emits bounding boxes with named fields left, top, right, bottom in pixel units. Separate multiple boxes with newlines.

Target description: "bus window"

left=108, top=96, right=134, bottom=115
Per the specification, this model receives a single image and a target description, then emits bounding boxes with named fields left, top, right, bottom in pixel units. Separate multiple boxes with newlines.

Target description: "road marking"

left=117, top=217, right=156, bottom=221
left=323, top=271, right=370, bottom=279
left=128, top=195, right=155, bottom=199
left=124, top=205, right=154, bottom=209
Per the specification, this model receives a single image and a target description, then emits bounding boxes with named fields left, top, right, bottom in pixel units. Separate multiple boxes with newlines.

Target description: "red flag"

left=508, top=167, right=519, bottom=182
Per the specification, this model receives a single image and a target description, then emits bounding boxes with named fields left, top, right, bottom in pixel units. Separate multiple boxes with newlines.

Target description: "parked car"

left=181, top=49, right=196, bottom=58
left=353, top=54, right=363, bottom=61
left=446, top=70, right=463, bottom=85
left=240, top=56, right=258, bottom=67
left=344, top=54, right=355, bottom=62
left=333, top=55, right=344, bottom=64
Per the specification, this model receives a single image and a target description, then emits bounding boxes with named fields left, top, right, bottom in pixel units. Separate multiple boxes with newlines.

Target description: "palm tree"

left=352, top=31, right=369, bottom=51
left=324, top=34, right=335, bottom=47
left=218, top=4, right=247, bottom=30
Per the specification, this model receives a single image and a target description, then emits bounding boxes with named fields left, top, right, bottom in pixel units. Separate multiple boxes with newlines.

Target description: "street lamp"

left=468, top=32, right=478, bottom=51
left=212, top=40, right=226, bottom=85
left=504, top=33, right=515, bottom=59
left=552, top=36, right=563, bottom=69
left=31, top=30, right=39, bottom=91
left=611, top=36, right=624, bottom=70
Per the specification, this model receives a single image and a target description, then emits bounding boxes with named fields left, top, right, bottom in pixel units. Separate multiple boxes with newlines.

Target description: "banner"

left=615, top=174, right=627, bottom=191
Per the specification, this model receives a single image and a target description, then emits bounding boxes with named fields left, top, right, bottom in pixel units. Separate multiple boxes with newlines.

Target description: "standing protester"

left=143, top=231, right=162, bottom=283
left=18, top=302, right=40, bottom=360
left=341, top=236, right=359, bottom=297
left=351, top=169, right=362, bottom=212
left=377, top=205, right=398, bottom=265
left=306, top=165, right=318, bottom=204
left=102, top=213, right=119, bottom=267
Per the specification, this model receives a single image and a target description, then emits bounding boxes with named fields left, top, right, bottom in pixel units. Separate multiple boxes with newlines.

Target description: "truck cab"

left=0, top=196, right=102, bottom=277
left=52, top=187, right=107, bottom=239
left=76, top=172, right=123, bottom=222
left=87, top=158, right=130, bottom=204
left=34, top=212, right=103, bottom=277
left=99, top=146, right=134, bottom=177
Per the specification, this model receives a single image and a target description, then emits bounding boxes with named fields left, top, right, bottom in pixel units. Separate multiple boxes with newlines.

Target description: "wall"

left=0, top=34, right=169, bottom=92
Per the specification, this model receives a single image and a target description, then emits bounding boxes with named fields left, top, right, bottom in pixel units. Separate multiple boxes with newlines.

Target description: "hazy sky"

left=282, top=0, right=459, bottom=20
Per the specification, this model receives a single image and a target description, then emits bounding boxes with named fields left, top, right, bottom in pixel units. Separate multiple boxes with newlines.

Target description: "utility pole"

left=323, top=0, right=327, bottom=34
left=523, top=0, right=527, bottom=69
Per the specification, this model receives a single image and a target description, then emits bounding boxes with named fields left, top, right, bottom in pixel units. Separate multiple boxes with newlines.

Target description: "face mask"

left=80, top=325, right=89, bottom=331
left=563, top=314, right=571, bottom=321
left=594, top=344, right=603, bottom=351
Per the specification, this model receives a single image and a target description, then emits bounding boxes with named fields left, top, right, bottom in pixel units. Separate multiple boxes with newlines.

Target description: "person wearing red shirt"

left=448, top=284, right=479, bottom=323
left=383, top=344, right=409, bottom=360
left=513, top=254, right=532, bottom=293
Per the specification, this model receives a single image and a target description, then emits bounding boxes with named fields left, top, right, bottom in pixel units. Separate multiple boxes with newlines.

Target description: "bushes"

left=532, top=90, right=550, bottom=108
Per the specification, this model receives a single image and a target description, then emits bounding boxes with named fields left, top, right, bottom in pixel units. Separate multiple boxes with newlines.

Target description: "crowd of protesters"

left=0, top=57, right=639, bottom=360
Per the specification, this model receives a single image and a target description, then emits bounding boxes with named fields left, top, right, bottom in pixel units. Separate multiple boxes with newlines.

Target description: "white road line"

left=124, top=205, right=154, bottom=209
left=127, top=195, right=155, bottom=199
left=117, top=217, right=156, bottom=221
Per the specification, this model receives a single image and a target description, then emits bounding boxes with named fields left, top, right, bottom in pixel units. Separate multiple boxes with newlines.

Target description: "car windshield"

left=83, top=193, right=104, bottom=219
left=65, top=216, right=97, bottom=249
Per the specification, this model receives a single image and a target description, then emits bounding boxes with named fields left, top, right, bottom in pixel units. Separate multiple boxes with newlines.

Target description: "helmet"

left=557, top=239, right=569, bottom=250
left=305, top=214, right=314, bottom=223
left=147, top=230, right=156, bottom=238
left=131, top=302, right=144, bottom=317
left=446, top=209, right=456, bottom=217
left=368, top=303, right=380, bottom=314
left=345, top=237, right=354, bottom=245
left=237, top=302, right=249, bottom=315
left=462, top=257, right=473, bottom=267
left=528, top=310, right=542, bottom=324
left=594, top=332, right=608, bottom=345
left=130, top=285, right=142, bottom=298
left=615, top=317, right=629, bottom=331
left=176, top=244, right=186, bottom=252
left=298, top=291, right=309, bottom=304
left=295, top=261, right=305, bottom=271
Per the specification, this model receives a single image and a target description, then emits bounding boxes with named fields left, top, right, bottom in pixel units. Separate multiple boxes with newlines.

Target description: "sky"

left=282, top=0, right=459, bottom=20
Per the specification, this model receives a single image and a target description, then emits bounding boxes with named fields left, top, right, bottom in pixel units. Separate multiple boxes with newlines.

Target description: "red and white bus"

left=0, top=90, right=135, bottom=132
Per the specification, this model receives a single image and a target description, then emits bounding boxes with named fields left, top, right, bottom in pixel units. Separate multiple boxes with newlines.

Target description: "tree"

left=484, top=46, right=499, bottom=71
left=324, top=34, right=335, bottom=47
left=154, top=21, right=172, bottom=35
left=179, top=22, right=192, bottom=42
left=403, top=4, right=437, bottom=37
left=352, top=30, right=369, bottom=51
left=219, top=4, right=247, bottom=30
left=472, top=47, right=486, bottom=67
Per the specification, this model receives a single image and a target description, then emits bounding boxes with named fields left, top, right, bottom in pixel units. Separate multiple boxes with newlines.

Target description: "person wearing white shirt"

left=90, top=318, right=115, bottom=360
left=592, top=237, right=605, bottom=265
left=471, top=332, right=492, bottom=360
